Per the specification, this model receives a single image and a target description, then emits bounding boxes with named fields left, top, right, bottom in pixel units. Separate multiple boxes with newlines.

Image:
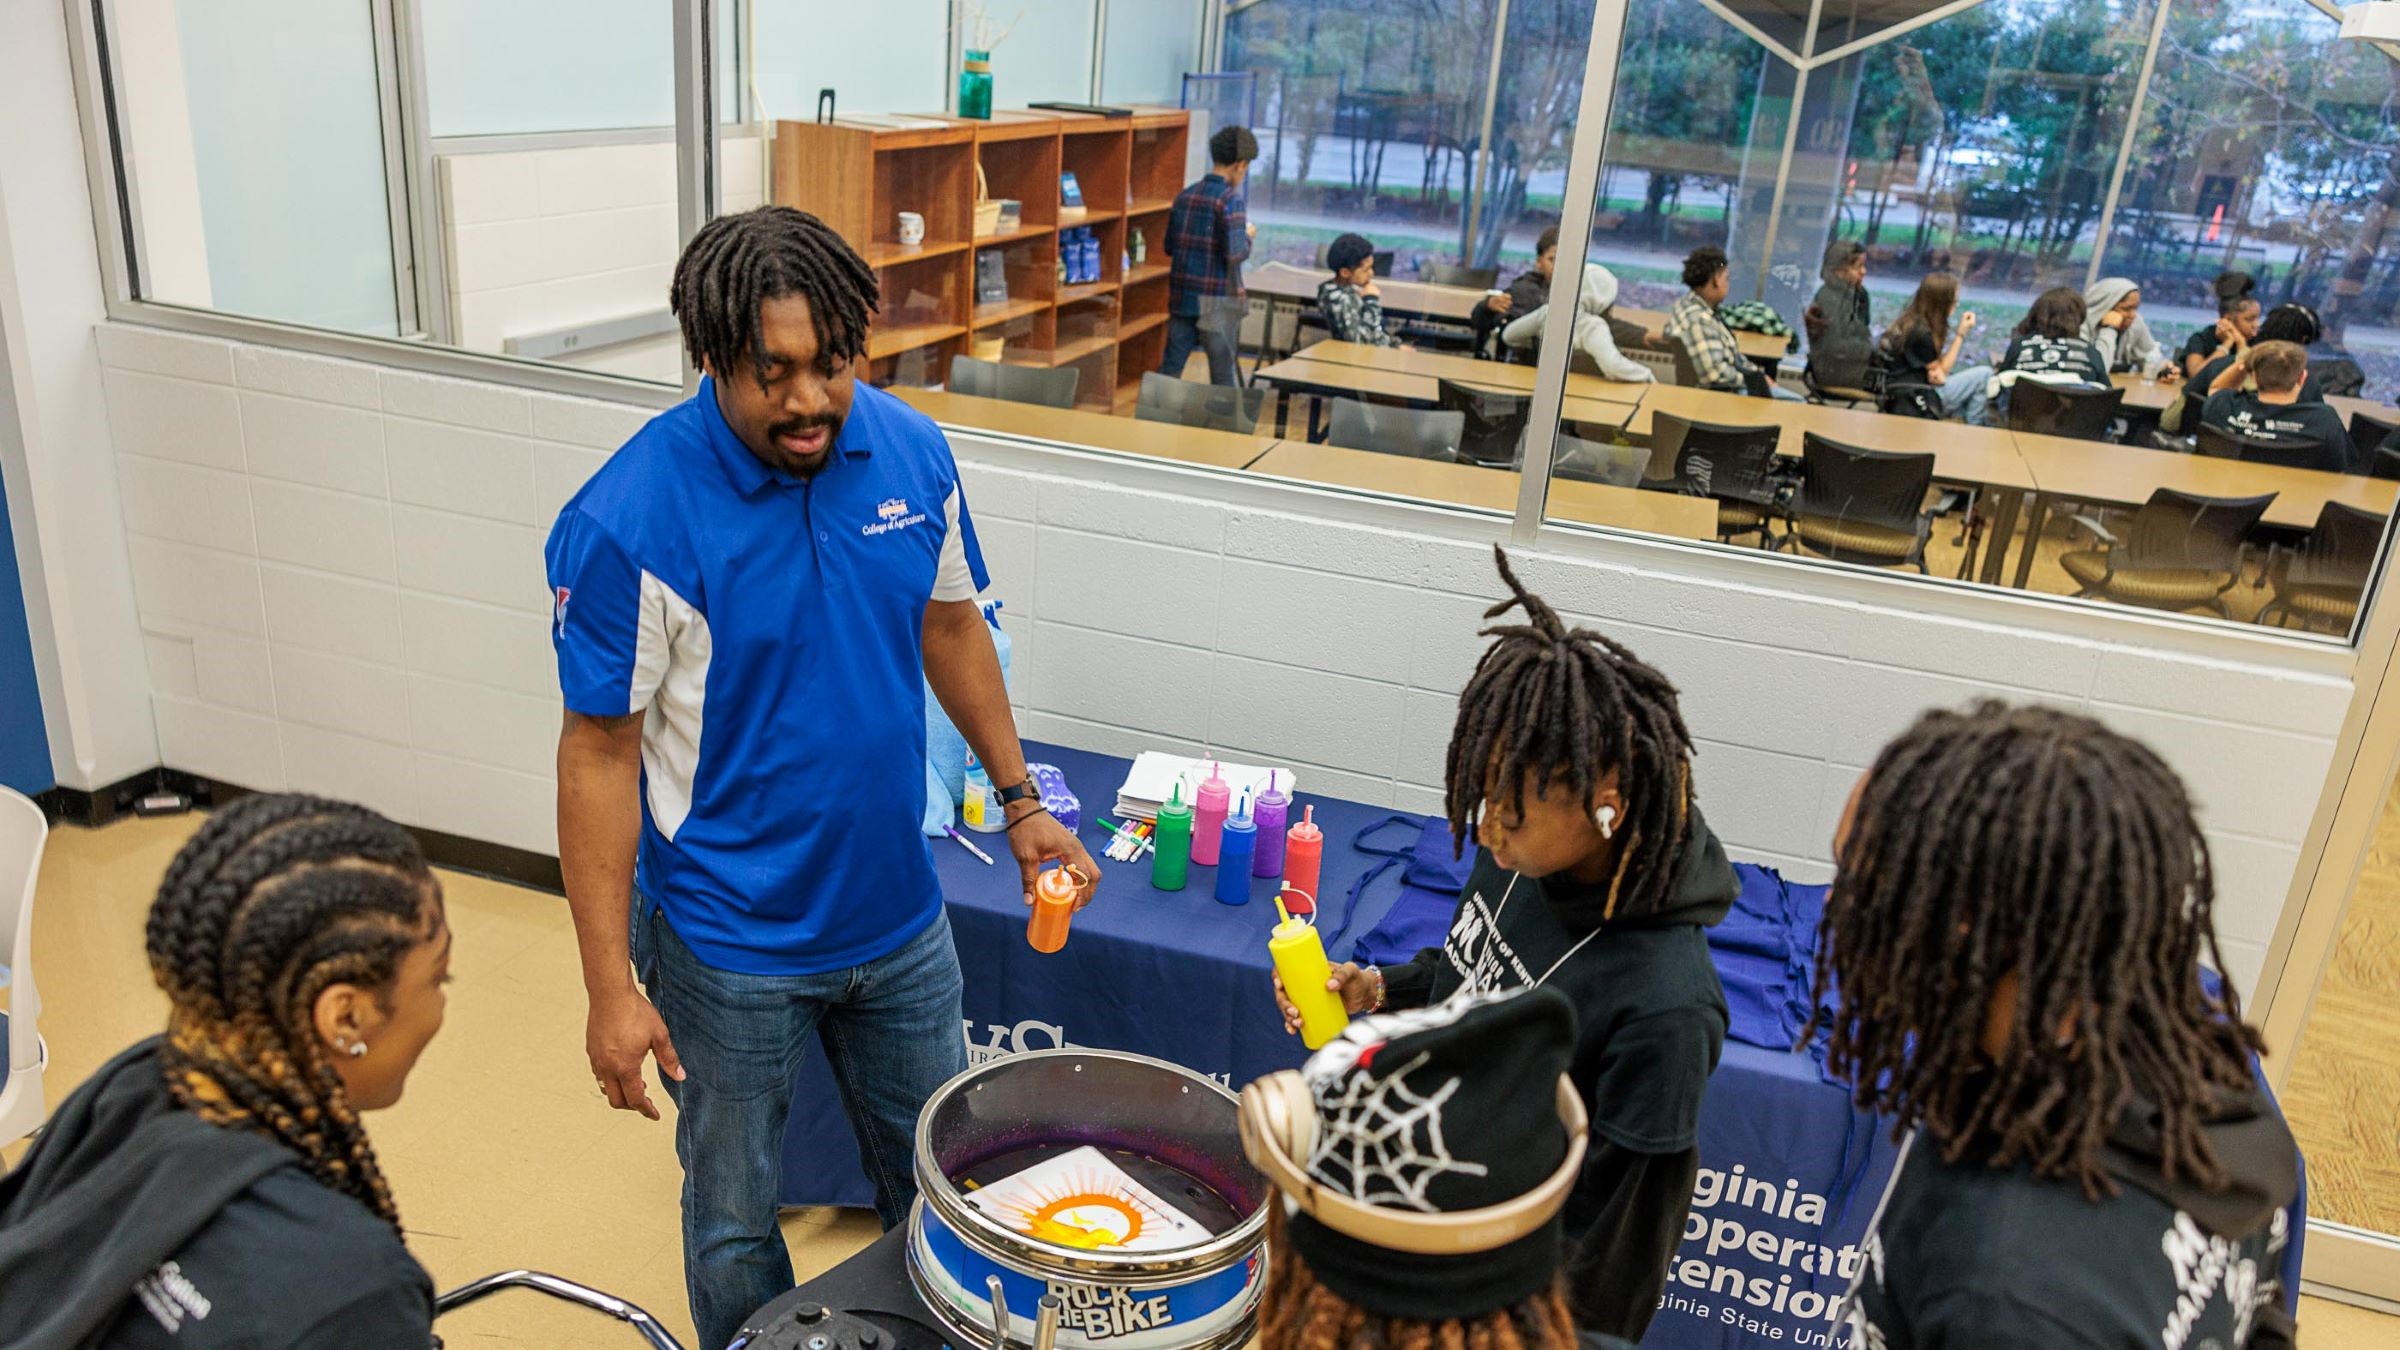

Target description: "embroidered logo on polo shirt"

left=864, top=496, right=929, bottom=537
left=554, top=586, right=571, bottom=639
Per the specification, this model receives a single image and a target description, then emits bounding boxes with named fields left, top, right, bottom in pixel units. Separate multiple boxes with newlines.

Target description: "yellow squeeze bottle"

left=1268, top=891, right=1349, bottom=1049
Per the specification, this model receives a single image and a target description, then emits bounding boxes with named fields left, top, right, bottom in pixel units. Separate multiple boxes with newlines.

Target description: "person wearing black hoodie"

left=1275, top=546, right=1734, bottom=1343
left=0, top=795, right=450, bottom=1350
left=1814, top=704, right=2299, bottom=1350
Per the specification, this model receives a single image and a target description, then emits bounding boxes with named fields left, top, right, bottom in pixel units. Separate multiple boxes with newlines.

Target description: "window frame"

left=54, top=0, right=2400, bottom=657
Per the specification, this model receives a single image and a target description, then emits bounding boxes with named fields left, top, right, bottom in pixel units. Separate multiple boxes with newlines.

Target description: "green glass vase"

left=959, top=51, right=993, bottom=120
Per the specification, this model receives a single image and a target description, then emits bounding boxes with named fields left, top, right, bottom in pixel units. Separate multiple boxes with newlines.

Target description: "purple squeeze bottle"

left=1191, top=761, right=1231, bottom=867
left=1251, top=771, right=1290, bottom=879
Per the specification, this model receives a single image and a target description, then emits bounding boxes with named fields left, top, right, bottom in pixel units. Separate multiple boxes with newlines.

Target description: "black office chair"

left=2196, top=423, right=2343, bottom=475
left=1648, top=412, right=1786, bottom=545
left=1435, top=379, right=1531, bottom=468
left=1135, top=373, right=1268, bottom=434
left=2346, top=408, right=2397, bottom=450
left=1554, top=437, right=1652, bottom=487
left=2058, top=488, right=2276, bottom=617
left=948, top=355, right=1078, bottom=409
left=1664, top=334, right=1704, bottom=389
left=2348, top=410, right=2400, bottom=479
left=1802, top=364, right=1879, bottom=409
left=2005, top=381, right=2125, bottom=442
left=1325, top=398, right=1465, bottom=461
left=1785, top=434, right=1936, bottom=572
left=2260, top=501, right=2388, bottom=633
left=1421, top=262, right=1499, bottom=290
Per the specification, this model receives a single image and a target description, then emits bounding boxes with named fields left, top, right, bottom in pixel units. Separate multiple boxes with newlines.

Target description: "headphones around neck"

left=1237, top=1070, right=1588, bottom=1255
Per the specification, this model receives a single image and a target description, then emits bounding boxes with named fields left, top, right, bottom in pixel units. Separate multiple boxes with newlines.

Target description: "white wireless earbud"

left=1595, top=805, right=1617, bottom=840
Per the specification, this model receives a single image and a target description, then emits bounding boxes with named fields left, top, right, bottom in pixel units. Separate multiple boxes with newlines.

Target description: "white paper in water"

left=964, top=1145, right=1211, bottom=1253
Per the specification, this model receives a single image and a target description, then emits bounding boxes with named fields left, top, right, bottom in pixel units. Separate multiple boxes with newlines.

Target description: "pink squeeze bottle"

left=1191, top=761, right=1232, bottom=866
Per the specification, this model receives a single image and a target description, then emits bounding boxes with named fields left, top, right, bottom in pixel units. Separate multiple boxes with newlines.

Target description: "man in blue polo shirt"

left=545, top=207, right=1100, bottom=1348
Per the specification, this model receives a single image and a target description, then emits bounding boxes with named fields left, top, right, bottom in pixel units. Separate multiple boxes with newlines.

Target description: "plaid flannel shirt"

left=1667, top=291, right=1749, bottom=392
left=1165, top=174, right=1251, bottom=317
left=1315, top=279, right=1402, bottom=347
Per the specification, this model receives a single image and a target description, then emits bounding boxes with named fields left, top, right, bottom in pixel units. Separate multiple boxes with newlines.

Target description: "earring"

left=346, top=1041, right=368, bottom=1058
left=1595, top=806, right=1617, bottom=840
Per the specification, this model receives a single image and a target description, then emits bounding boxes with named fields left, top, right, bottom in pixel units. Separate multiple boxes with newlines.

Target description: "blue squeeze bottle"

left=1215, top=790, right=1257, bottom=906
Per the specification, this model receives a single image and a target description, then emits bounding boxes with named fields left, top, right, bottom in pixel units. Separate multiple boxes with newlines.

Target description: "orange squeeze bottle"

left=1027, top=865, right=1083, bottom=953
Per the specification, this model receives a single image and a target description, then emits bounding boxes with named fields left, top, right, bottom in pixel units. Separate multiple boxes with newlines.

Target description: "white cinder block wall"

left=93, top=322, right=2351, bottom=997
left=438, top=133, right=766, bottom=384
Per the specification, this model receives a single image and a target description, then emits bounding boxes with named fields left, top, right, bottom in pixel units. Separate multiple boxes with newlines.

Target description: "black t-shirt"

left=2201, top=390, right=2355, bottom=472
left=1846, top=1140, right=2293, bottom=1350
left=2180, top=327, right=2224, bottom=370
left=1385, top=845, right=1731, bottom=1154
left=100, top=1167, right=433, bottom=1349
left=2183, top=354, right=2327, bottom=423
left=1998, top=334, right=2109, bottom=387
left=1885, top=326, right=1941, bottom=385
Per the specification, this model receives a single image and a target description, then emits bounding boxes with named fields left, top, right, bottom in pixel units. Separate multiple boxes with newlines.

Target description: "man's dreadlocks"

left=1811, top=703, right=2261, bottom=1197
left=670, top=206, right=880, bottom=387
left=146, top=794, right=441, bottom=1229
left=1444, top=546, right=1697, bottom=921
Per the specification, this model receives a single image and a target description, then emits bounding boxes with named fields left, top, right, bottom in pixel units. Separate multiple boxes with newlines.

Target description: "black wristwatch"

left=995, top=776, right=1040, bottom=807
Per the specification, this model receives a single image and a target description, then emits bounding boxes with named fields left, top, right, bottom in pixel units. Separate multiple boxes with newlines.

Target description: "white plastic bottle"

left=962, top=754, right=1005, bottom=834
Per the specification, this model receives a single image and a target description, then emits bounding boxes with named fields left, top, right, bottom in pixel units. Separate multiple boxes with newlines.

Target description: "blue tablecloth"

left=775, top=743, right=2303, bottom=1348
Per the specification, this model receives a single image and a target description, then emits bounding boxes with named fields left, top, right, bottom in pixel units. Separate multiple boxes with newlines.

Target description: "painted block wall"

left=438, top=134, right=766, bottom=385
left=93, top=322, right=2352, bottom=996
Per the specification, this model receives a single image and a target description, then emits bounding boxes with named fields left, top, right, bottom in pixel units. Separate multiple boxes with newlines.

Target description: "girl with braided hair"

left=1821, top=704, right=2299, bottom=1350
left=1274, top=545, right=1737, bottom=1340
left=0, top=794, right=451, bottom=1349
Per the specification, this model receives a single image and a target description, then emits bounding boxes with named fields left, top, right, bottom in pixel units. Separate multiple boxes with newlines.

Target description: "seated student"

left=1315, top=232, right=1407, bottom=349
left=1817, top=704, right=2299, bottom=1350
left=2201, top=340, right=2354, bottom=472
left=1472, top=227, right=1559, bottom=360
left=2186, top=302, right=2326, bottom=417
left=1498, top=263, right=1656, bottom=383
left=1245, top=988, right=1633, bottom=1350
left=1666, top=245, right=1801, bottom=400
left=2183, top=283, right=2263, bottom=379
left=1804, top=239, right=1874, bottom=392
left=0, top=795, right=449, bottom=1348
left=1878, top=273, right=1991, bottom=422
left=1992, top=286, right=2109, bottom=394
left=1276, top=546, right=1735, bottom=1342
left=2083, top=276, right=2179, bottom=380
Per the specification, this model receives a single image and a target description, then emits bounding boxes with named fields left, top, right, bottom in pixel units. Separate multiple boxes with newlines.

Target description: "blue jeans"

left=1935, top=364, right=1993, bottom=423
left=631, top=889, right=966, bottom=1350
left=1160, top=313, right=1240, bottom=386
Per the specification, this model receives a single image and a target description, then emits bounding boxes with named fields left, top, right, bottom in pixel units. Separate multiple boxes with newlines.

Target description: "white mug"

left=897, top=212, right=926, bottom=245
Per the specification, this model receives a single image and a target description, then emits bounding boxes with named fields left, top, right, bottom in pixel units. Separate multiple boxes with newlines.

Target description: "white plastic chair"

left=0, top=787, right=49, bottom=1149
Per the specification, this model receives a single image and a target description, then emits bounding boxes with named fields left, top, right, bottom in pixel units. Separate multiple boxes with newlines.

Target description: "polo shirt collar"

left=698, top=374, right=873, bottom=499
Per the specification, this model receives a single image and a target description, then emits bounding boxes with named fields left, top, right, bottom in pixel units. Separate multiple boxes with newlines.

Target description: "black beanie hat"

left=1280, top=987, right=1578, bottom=1321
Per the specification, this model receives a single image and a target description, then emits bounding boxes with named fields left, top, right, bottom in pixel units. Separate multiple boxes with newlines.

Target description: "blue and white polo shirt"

left=545, top=378, right=988, bottom=976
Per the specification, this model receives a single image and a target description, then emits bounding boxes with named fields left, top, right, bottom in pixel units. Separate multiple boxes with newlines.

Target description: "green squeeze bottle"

left=1152, top=781, right=1193, bottom=892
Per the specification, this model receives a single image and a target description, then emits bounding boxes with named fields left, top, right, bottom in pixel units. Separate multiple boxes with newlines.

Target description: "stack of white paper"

left=1114, top=752, right=1296, bottom=822
left=965, top=1145, right=1210, bottom=1252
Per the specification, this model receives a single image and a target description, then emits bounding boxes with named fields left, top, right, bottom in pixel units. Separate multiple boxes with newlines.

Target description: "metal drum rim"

left=903, top=1206, right=1264, bottom=1350
left=912, top=1047, right=1269, bottom=1280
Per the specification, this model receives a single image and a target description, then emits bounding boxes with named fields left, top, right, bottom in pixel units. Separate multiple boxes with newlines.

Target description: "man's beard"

left=761, top=412, right=841, bottom=476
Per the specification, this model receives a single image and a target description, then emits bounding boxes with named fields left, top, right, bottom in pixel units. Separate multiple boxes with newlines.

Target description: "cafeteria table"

left=1245, top=438, right=1720, bottom=540
left=2007, top=431, right=2400, bottom=589
left=896, top=388, right=1280, bottom=471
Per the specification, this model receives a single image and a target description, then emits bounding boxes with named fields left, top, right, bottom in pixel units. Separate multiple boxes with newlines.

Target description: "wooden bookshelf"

left=777, top=108, right=1190, bottom=399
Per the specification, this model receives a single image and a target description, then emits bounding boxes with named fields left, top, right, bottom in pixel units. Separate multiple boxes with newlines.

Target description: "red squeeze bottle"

left=1284, top=805, right=1323, bottom=917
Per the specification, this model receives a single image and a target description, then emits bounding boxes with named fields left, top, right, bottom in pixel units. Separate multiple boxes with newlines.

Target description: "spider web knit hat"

left=1281, top=987, right=1577, bottom=1320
